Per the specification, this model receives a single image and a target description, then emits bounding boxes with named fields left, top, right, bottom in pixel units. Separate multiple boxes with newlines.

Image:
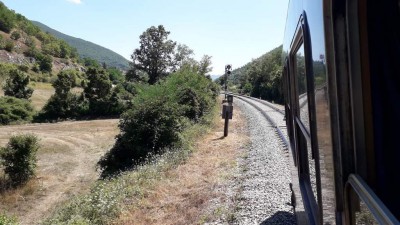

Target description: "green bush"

left=98, top=83, right=184, bottom=176
left=4, top=40, right=14, bottom=52
left=0, top=63, right=17, bottom=84
left=23, top=46, right=39, bottom=58
left=0, top=35, right=4, bottom=48
left=0, top=134, right=39, bottom=186
left=10, top=31, right=20, bottom=40
left=3, top=69, right=33, bottom=99
left=36, top=53, right=52, bottom=73
left=98, top=68, right=218, bottom=176
left=107, top=67, right=125, bottom=85
left=36, top=93, right=86, bottom=121
left=31, top=63, right=40, bottom=73
left=17, top=64, right=29, bottom=73
left=164, top=66, right=219, bottom=119
left=0, top=96, right=34, bottom=125
left=24, top=36, right=35, bottom=47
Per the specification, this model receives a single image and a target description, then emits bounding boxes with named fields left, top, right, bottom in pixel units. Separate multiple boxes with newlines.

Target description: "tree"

left=172, top=44, right=194, bottom=71
left=198, top=55, right=213, bottom=76
left=3, top=69, right=33, bottom=99
left=36, top=53, right=53, bottom=73
left=37, top=70, right=83, bottom=120
left=82, top=57, right=100, bottom=68
left=125, top=67, right=148, bottom=83
left=107, top=67, right=124, bottom=84
left=83, top=67, right=112, bottom=116
left=130, top=25, right=176, bottom=84
left=53, top=70, right=77, bottom=97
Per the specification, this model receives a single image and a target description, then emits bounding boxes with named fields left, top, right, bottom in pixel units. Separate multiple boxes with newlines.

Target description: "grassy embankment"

left=44, top=98, right=249, bottom=225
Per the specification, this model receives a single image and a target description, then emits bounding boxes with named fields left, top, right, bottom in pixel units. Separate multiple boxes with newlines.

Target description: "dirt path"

left=0, top=119, right=119, bottom=224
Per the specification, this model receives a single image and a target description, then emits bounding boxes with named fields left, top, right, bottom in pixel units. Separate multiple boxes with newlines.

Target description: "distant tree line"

left=0, top=25, right=216, bottom=124
left=217, top=45, right=284, bottom=103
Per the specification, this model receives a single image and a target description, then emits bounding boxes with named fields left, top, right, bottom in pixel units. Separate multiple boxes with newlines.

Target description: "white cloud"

left=67, top=0, right=82, bottom=4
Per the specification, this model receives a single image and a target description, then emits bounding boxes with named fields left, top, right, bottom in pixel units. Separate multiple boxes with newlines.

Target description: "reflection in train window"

left=296, top=44, right=310, bottom=132
left=294, top=42, right=319, bottom=210
left=313, top=58, right=335, bottom=224
left=307, top=143, right=318, bottom=200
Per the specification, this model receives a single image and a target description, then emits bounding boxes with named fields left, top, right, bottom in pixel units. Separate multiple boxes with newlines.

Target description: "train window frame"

left=283, top=59, right=298, bottom=167
left=289, top=12, right=323, bottom=225
left=344, top=174, right=399, bottom=225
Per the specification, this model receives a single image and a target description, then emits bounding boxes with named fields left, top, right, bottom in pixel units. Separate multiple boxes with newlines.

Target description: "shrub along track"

left=0, top=119, right=119, bottom=225
left=114, top=101, right=250, bottom=225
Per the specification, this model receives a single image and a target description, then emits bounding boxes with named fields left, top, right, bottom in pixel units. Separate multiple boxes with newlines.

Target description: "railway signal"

left=224, top=64, right=232, bottom=98
left=225, top=64, right=232, bottom=75
left=222, top=64, right=233, bottom=137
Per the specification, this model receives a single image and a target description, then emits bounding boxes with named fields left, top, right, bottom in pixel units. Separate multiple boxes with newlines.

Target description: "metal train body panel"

left=282, top=0, right=400, bottom=224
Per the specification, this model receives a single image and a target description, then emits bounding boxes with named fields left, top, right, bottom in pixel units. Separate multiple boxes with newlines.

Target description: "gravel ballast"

left=233, top=98, right=296, bottom=225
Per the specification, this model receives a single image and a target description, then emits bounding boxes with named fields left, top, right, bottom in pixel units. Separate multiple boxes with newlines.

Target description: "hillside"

left=32, top=21, right=130, bottom=71
left=0, top=1, right=85, bottom=83
left=218, top=45, right=283, bottom=103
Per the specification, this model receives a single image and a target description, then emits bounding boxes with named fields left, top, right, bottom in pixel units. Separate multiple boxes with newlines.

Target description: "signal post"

left=222, top=64, right=233, bottom=137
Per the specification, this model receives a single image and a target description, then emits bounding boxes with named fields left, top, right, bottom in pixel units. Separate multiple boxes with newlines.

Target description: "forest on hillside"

left=217, top=45, right=283, bottom=104
left=32, top=21, right=130, bottom=71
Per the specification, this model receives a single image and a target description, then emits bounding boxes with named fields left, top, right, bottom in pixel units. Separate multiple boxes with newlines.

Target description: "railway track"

left=228, top=93, right=297, bottom=224
left=232, top=94, right=288, bottom=147
left=230, top=93, right=307, bottom=224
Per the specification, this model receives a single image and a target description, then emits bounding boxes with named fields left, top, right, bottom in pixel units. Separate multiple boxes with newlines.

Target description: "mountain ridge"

left=31, top=21, right=130, bottom=70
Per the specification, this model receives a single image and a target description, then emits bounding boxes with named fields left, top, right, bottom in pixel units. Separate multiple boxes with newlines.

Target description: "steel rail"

left=234, top=95, right=289, bottom=148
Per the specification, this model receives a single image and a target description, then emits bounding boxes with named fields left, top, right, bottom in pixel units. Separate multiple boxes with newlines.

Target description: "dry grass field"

left=28, top=82, right=55, bottom=111
left=0, top=82, right=54, bottom=111
left=0, top=81, right=119, bottom=224
left=0, top=119, right=119, bottom=224
left=115, top=101, right=249, bottom=224
left=0, top=82, right=81, bottom=111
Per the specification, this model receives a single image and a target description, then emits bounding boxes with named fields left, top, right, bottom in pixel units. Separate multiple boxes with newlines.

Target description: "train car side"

left=282, top=0, right=400, bottom=224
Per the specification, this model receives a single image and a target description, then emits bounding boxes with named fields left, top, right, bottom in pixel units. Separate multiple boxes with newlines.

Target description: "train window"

left=284, top=60, right=298, bottom=166
left=312, top=55, right=336, bottom=224
left=295, top=44, right=310, bottom=133
left=307, top=144, right=318, bottom=200
left=293, top=39, right=319, bottom=222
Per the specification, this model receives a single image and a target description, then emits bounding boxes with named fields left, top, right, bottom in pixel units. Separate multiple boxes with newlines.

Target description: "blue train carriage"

left=282, top=0, right=400, bottom=224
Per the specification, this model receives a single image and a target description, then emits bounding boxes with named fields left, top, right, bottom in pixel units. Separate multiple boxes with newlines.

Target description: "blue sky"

left=2, top=0, right=289, bottom=75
